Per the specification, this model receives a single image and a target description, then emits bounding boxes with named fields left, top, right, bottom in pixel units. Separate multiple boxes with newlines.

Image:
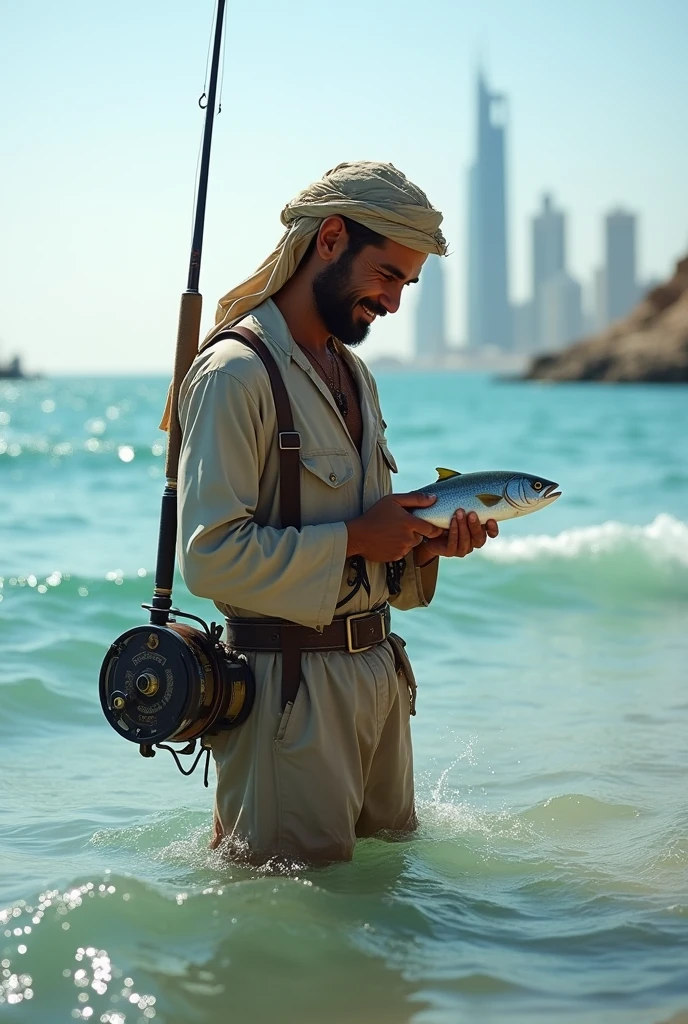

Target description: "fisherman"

left=177, top=161, right=499, bottom=864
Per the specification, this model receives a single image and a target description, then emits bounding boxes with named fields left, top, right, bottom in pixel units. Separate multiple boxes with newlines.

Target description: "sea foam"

left=480, top=513, right=688, bottom=567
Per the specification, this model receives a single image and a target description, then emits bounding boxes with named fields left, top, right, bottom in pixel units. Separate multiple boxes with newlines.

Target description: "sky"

left=2, top=0, right=687, bottom=373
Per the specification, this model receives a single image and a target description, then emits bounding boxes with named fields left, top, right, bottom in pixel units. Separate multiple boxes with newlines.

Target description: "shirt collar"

left=248, top=298, right=295, bottom=357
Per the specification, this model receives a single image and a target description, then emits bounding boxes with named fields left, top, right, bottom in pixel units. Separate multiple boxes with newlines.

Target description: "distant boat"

left=0, top=354, right=33, bottom=379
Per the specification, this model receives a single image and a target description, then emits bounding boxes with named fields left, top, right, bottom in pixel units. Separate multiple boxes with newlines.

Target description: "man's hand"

left=416, top=509, right=499, bottom=565
left=346, top=492, right=444, bottom=563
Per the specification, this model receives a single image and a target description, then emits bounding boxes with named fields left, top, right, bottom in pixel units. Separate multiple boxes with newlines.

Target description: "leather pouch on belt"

left=387, top=632, right=418, bottom=716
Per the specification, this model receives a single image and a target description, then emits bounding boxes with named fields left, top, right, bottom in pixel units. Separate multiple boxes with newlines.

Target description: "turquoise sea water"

left=1, top=372, right=687, bottom=1024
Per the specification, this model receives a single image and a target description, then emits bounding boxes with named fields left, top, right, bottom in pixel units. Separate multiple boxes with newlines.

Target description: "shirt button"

left=329, top=473, right=337, bottom=483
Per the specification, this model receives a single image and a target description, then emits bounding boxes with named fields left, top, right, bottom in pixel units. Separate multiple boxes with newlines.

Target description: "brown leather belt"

left=226, top=605, right=390, bottom=655
left=225, top=605, right=390, bottom=709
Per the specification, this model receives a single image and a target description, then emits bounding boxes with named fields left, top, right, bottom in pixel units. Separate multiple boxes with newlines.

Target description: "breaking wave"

left=482, top=514, right=688, bottom=566
left=433, top=513, right=688, bottom=608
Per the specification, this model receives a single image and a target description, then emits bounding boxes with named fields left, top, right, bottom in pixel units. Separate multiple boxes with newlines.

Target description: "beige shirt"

left=177, top=298, right=438, bottom=627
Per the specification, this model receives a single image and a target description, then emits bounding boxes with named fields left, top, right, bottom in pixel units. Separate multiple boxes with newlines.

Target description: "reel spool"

left=99, top=611, right=254, bottom=770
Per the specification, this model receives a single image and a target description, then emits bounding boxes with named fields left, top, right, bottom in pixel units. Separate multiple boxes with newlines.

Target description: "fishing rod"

left=152, top=0, right=226, bottom=629
left=99, top=0, right=254, bottom=779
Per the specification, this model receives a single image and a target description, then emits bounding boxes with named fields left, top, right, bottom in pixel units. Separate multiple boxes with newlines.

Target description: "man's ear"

left=316, top=216, right=348, bottom=262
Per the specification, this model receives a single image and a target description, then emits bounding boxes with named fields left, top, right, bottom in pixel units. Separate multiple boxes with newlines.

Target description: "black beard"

left=312, top=252, right=385, bottom=347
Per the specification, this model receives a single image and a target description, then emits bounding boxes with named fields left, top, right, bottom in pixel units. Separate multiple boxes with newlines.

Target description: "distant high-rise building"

left=540, top=271, right=583, bottom=351
left=532, top=193, right=566, bottom=349
left=593, top=266, right=607, bottom=331
left=414, top=255, right=447, bottom=363
left=466, top=70, right=511, bottom=350
left=512, top=300, right=535, bottom=352
left=605, top=210, right=637, bottom=323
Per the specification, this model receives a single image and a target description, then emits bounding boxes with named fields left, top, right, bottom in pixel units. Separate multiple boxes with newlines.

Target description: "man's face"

left=312, top=238, right=427, bottom=347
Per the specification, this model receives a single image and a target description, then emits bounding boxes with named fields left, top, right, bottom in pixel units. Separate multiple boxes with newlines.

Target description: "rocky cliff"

left=525, top=255, right=688, bottom=382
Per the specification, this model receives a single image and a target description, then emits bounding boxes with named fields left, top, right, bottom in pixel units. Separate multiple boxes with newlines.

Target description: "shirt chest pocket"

left=300, top=449, right=355, bottom=490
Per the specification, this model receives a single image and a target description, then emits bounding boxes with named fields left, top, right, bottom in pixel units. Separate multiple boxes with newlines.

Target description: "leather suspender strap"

left=209, top=325, right=303, bottom=709
left=215, top=326, right=301, bottom=529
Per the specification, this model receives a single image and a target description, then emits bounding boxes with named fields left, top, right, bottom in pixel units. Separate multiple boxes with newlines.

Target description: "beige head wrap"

left=160, top=161, right=446, bottom=435
left=201, top=160, right=447, bottom=351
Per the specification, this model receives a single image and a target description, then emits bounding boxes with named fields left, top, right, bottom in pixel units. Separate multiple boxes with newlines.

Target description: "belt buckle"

left=345, top=610, right=386, bottom=654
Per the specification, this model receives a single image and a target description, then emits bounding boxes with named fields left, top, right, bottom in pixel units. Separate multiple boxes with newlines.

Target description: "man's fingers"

left=393, top=503, right=497, bottom=559
left=465, top=511, right=487, bottom=548
left=395, top=491, right=437, bottom=508
left=466, top=511, right=485, bottom=546
left=455, top=510, right=473, bottom=557
left=443, top=511, right=458, bottom=556
left=412, top=517, right=444, bottom=540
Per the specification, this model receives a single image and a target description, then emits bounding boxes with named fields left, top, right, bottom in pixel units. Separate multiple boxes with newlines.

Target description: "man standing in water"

left=177, top=161, right=498, bottom=863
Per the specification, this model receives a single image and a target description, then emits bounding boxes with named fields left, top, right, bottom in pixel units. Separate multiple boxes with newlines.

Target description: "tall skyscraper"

left=413, top=255, right=447, bottom=363
left=532, top=193, right=566, bottom=349
left=540, top=271, right=583, bottom=350
left=512, top=300, right=535, bottom=352
left=466, top=71, right=511, bottom=350
left=605, top=210, right=638, bottom=323
left=593, top=266, right=607, bottom=331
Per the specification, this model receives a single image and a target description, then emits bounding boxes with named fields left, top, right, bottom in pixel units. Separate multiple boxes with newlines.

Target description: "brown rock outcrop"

left=525, top=255, right=688, bottom=382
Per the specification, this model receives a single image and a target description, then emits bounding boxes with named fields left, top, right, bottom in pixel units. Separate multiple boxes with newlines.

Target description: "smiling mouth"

left=544, top=483, right=561, bottom=500
left=359, top=301, right=378, bottom=322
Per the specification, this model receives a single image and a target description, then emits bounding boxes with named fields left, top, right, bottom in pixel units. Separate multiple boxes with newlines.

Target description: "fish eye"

left=533, top=481, right=543, bottom=491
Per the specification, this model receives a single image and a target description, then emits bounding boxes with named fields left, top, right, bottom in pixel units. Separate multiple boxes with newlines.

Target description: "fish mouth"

left=544, top=483, right=561, bottom=500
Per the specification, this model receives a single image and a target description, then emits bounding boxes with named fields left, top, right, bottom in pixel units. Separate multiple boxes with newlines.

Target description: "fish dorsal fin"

left=476, top=493, right=502, bottom=507
left=435, top=467, right=461, bottom=481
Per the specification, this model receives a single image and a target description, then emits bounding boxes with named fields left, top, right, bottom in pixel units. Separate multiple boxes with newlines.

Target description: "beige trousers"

left=209, top=635, right=417, bottom=863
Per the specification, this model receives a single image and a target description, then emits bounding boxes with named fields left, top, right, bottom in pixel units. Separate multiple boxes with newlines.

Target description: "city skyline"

left=415, top=191, right=647, bottom=363
left=414, top=67, right=656, bottom=363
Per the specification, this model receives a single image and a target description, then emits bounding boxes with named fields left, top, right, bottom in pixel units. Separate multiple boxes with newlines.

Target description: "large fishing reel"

left=99, top=607, right=255, bottom=779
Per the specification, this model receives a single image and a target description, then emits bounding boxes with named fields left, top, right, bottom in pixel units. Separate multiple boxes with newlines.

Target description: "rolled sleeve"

left=388, top=551, right=439, bottom=611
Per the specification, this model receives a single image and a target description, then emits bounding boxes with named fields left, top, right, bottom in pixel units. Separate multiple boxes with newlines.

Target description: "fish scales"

left=411, top=469, right=561, bottom=528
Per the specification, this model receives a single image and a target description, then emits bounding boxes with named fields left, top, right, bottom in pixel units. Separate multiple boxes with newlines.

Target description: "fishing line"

left=198, top=0, right=218, bottom=108
left=189, top=1, right=220, bottom=259
left=189, top=147, right=204, bottom=252
left=217, top=4, right=228, bottom=113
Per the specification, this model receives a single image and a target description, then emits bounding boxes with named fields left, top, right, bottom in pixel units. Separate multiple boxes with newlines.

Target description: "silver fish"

left=412, top=468, right=561, bottom=527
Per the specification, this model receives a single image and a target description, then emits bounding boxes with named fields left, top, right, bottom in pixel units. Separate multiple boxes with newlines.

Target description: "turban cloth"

left=200, top=160, right=447, bottom=351
left=160, top=161, right=446, bottom=431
